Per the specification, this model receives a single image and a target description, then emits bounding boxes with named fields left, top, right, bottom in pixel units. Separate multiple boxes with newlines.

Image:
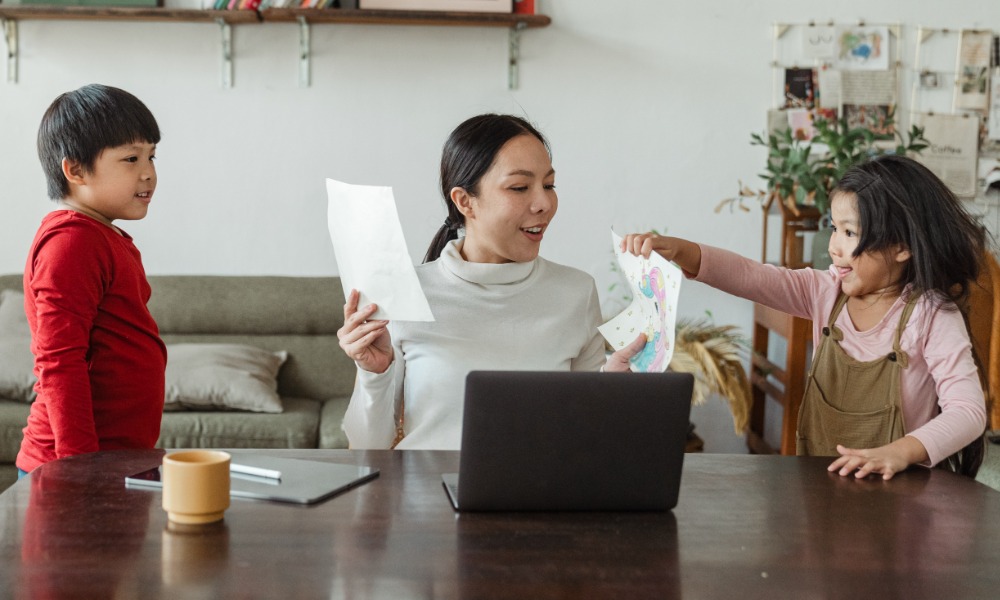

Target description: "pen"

left=231, top=463, right=282, bottom=480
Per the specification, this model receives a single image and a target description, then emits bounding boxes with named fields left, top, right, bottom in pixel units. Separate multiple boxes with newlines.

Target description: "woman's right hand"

left=338, top=289, right=393, bottom=374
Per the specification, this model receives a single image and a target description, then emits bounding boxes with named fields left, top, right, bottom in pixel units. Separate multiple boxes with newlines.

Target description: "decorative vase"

left=811, top=215, right=833, bottom=271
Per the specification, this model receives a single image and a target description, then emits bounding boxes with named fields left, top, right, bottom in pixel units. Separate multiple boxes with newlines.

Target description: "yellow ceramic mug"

left=161, top=450, right=231, bottom=525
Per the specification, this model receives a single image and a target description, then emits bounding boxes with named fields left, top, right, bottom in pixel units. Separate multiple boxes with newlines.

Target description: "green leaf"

left=795, top=185, right=807, bottom=204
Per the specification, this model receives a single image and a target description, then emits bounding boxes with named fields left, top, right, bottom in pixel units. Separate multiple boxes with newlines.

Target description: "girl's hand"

left=827, top=437, right=928, bottom=480
left=338, top=289, right=393, bottom=374
left=603, top=334, right=647, bottom=372
left=619, top=232, right=702, bottom=277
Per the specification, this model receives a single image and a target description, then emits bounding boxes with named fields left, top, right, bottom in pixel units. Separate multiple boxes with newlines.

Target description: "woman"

left=338, top=114, right=644, bottom=449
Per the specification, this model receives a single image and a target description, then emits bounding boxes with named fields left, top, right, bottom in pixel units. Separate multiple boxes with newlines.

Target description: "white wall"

left=2, top=0, right=998, bottom=337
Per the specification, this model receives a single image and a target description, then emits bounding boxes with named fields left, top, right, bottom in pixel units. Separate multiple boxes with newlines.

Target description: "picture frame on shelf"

left=358, top=0, right=512, bottom=13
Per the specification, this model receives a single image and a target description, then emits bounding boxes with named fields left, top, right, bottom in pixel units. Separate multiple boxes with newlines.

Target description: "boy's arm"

left=28, top=225, right=109, bottom=456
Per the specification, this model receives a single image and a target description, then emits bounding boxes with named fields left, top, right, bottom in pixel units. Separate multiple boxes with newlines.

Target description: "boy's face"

left=64, top=142, right=157, bottom=225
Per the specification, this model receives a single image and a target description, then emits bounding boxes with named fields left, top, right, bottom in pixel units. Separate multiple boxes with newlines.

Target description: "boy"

left=16, top=84, right=167, bottom=477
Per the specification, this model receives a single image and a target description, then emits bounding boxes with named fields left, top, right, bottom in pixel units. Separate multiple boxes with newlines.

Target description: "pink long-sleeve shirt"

left=695, top=244, right=986, bottom=466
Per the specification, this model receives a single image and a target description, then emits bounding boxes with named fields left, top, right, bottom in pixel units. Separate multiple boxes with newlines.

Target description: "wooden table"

left=1, top=450, right=999, bottom=599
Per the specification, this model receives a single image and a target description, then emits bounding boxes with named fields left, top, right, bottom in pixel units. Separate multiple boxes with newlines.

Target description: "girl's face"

left=453, top=134, right=557, bottom=264
left=828, top=192, right=911, bottom=301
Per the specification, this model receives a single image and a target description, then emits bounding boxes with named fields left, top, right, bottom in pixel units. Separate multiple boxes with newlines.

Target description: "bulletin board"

left=768, top=21, right=1000, bottom=201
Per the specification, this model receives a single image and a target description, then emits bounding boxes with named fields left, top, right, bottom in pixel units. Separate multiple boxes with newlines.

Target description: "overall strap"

left=889, top=292, right=922, bottom=369
left=824, top=293, right=850, bottom=342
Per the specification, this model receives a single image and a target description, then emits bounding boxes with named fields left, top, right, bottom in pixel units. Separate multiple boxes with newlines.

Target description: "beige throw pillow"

left=164, top=343, right=287, bottom=413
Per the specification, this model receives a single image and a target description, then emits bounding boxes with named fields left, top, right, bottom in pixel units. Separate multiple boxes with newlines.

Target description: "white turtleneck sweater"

left=342, top=239, right=606, bottom=450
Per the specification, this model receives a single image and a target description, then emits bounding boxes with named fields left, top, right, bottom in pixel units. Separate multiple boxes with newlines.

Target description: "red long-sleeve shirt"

left=16, top=211, right=167, bottom=473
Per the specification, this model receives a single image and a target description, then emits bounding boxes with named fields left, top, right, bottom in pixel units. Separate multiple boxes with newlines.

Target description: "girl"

left=623, top=154, right=988, bottom=479
left=338, top=114, right=645, bottom=450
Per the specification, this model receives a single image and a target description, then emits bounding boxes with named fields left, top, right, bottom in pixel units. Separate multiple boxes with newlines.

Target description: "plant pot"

left=811, top=215, right=833, bottom=271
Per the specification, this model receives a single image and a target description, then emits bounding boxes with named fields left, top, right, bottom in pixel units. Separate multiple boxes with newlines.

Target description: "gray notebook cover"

left=126, top=454, right=379, bottom=505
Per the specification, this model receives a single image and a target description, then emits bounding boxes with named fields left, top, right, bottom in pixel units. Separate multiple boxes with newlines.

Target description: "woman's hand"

left=603, top=334, right=647, bottom=373
left=619, top=232, right=702, bottom=277
left=826, top=436, right=929, bottom=480
left=338, top=289, right=393, bottom=374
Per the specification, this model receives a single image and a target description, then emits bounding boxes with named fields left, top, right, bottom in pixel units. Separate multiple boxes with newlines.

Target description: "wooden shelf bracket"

left=2, top=18, right=16, bottom=84
left=508, top=21, right=525, bottom=90
left=217, top=18, right=233, bottom=89
left=298, top=16, right=310, bottom=88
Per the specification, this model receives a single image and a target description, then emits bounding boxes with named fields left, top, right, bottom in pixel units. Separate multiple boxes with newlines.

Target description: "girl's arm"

left=905, top=305, right=987, bottom=464
left=827, top=438, right=929, bottom=480
left=620, top=234, right=702, bottom=276
left=621, top=233, right=831, bottom=323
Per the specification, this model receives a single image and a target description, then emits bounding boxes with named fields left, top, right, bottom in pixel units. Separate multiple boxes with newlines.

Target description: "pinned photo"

left=919, top=71, right=940, bottom=89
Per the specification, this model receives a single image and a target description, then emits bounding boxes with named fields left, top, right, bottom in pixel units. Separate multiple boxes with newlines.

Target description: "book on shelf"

left=16, top=0, right=163, bottom=6
left=358, top=0, right=513, bottom=13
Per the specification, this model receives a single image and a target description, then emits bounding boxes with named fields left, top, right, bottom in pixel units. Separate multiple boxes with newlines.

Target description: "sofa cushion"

left=0, top=400, right=30, bottom=462
left=0, top=290, right=29, bottom=336
left=148, top=276, right=355, bottom=401
left=157, top=396, right=321, bottom=449
left=319, top=396, right=351, bottom=449
left=164, top=344, right=287, bottom=413
left=0, top=291, right=35, bottom=403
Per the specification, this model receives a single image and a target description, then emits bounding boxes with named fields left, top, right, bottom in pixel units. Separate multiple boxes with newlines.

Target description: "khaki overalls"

left=796, top=293, right=919, bottom=456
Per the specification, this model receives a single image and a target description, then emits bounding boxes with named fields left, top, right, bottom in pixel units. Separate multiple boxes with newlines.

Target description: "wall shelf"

left=0, top=6, right=550, bottom=88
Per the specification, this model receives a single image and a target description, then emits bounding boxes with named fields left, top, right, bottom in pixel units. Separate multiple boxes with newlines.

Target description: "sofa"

left=0, top=274, right=356, bottom=491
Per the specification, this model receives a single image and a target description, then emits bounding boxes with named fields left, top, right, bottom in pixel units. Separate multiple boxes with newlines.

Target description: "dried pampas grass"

left=669, top=319, right=752, bottom=434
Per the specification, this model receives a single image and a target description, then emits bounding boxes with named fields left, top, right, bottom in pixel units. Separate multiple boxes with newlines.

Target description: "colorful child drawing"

left=835, top=26, right=889, bottom=71
left=598, top=231, right=683, bottom=373
left=630, top=264, right=671, bottom=372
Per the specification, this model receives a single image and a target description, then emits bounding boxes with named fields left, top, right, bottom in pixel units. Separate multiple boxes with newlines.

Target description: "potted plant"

left=722, top=111, right=930, bottom=269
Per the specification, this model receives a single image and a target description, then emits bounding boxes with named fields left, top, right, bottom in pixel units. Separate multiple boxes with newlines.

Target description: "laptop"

left=442, top=370, right=694, bottom=512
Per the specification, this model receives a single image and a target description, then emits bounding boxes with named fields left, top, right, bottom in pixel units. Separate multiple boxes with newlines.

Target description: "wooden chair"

left=760, top=199, right=821, bottom=269
left=965, top=251, right=1000, bottom=430
left=747, top=303, right=812, bottom=455
left=749, top=200, right=816, bottom=455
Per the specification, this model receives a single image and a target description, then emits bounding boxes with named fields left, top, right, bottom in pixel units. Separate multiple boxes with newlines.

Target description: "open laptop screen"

left=444, top=370, right=694, bottom=511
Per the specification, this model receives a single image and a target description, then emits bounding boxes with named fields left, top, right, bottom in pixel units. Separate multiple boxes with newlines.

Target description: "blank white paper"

left=326, top=178, right=434, bottom=322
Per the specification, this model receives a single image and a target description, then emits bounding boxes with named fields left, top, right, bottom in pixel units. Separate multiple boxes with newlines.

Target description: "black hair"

left=833, top=154, right=985, bottom=307
left=422, top=113, right=549, bottom=263
left=37, top=84, right=160, bottom=200
left=833, top=153, right=988, bottom=477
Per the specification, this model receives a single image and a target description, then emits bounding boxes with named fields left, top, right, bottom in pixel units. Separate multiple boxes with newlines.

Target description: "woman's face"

left=455, top=134, right=557, bottom=264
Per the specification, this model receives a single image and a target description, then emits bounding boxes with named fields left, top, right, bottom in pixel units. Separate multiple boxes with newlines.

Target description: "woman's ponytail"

left=423, top=216, right=462, bottom=263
